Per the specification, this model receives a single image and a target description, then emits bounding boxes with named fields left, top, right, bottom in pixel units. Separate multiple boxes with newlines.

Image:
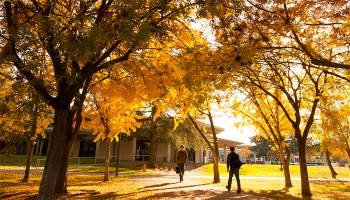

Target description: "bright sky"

left=191, top=20, right=256, bottom=146
left=202, top=114, right=256, bottom=146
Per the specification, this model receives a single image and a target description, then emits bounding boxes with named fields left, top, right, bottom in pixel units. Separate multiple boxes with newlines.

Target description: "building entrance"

left=136, top=139, right=150, bottom=161
left=187, top=148, right=195, bottom=162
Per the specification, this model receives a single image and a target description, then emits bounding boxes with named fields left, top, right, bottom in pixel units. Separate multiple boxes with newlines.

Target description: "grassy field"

left=202, top=178, right=350, bottom=200
left=0, top=154, right=105, bottom=168
left=0, top=172, right=153, bottom=200
left=204, top=163, right=350, bottom=179
left=0, top=154, right=175, bottom=174
left=68, top=161, right=176, bottom=174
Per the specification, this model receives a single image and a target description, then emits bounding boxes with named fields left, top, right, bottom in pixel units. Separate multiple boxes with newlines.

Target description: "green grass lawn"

left=199, top=178, right=350, bottom=200
left=0, top=154, right=106, bottom=168
left=0, top=154, right=174, bottom=174
left=68, top=161, right=175, bottom=174
left=0, top=154, right=47, bottom=168
left=203, top=163, right=350, bottom=179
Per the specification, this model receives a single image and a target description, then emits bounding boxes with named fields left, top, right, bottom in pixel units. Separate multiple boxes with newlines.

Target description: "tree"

left=188, top=110, right=221, bottom=183
left=22, top=92, right=52, bottom=182
left=231, top=86, right=294, bottom=187
left=0, top=73, right=30, bottom=154
left=168, top=44, right=227, bottom=183
left=224, top=55, right=330, bottom=195
left=83, top=77, right=145, bottom=181
left=319, top=85, right=350, bottom=171
left=249, top=136, right=270, bottom=159
left=1, top=1, right=210, bottom=198
left=240, top=146, right=251, bottom=159
left=0, top=69, right=51, bottom=182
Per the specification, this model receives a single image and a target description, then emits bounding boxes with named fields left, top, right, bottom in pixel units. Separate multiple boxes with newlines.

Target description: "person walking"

left=226, top=146, right=241, bottom=193
left=176, top=144, right=188, bottom=182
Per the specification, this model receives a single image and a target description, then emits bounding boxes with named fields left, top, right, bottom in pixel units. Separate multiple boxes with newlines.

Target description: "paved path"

left=123, top=172, right=271, bottom=200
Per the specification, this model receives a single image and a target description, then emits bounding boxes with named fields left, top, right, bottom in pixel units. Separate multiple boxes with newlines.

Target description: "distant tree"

left=240, top=146, right=251, bottom=159
left=249, top=136, right=270, bottom=159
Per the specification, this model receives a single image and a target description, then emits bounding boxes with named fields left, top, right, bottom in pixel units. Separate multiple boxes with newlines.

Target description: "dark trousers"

left=228, top=168, right=241, bottom=192
left=178, top=163, right=185, bottom=180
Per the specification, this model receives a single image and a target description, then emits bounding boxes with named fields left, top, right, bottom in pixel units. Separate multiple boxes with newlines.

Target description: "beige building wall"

left=113, top=140, right=133, bottom=161
left=156, top=142, right=168, bottom=162
left=170, top=143, right=176, bottom=162
left=71, top=140, right=81, bottom=157
left=98, top=140, right=107, bottom=158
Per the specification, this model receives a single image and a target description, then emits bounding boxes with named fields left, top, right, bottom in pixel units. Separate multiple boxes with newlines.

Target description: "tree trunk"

left=104, top=138, right=111, bottom=181
left=149, top=121, right=157, bottom=168
left=213, top=151, right=220, bottom=183
left=209, top=112, right=220, bottom=183
left=187, top=113, right=219, bottom=183
left=37, top=109, right=69, bottom=200
left=345, top=146, right=350, bottom=170
left=325, top=150, right=337, bottom=178
left=54, top=141, right=71, bottom=194
left=282, top=161, right=292, bottom=187
left=23, top=134, right=35, bottom=182
left=24, top=105, right=37, bottom=182
left=298, top=140, right=312, bottom=196
left=278, top=146, right=292, bottom=187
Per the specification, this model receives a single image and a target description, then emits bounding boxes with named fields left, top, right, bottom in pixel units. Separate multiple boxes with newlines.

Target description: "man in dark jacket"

left=176, top=144, right=188, bottom=182
left=226, top=146, right=241, bottom=193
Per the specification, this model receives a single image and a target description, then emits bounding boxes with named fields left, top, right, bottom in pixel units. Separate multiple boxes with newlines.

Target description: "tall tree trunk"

left=104, top=137, right=111, bottom=181
left=297, top=139, right=312, bottom=196
left=280, top=147, right=292, bottom=187
left=37, top=109, right=69, bottom=200
left=209, top=112, right=220, bottom=183
left=24, top=100, right=38, bottom=182
left=212, top=148, right=220, bottom=183
left=149, top=121, right=157, bottom=168
left=54, top=79, right=90, bottom=194
left=188, top=113, right=219, bottom=183
left=23, top=135, right=35, bottom=182
left=325, top=150, right=337, bottom=178
left=282, top=160, right=292, bottom=187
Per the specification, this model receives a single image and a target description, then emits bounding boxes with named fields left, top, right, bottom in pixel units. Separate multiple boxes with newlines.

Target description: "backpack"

left=230, top=152, right=242, bottom=169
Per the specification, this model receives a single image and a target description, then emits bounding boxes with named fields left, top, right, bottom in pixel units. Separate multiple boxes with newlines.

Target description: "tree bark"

left=325, top=150, right=337, bottom=178
left=24, top=102, right=37, bottom=182
left=54, top=78, right=91, bottom=194
left=104, top=137, right=111, bottom=181
left=54, top=140, right=71, bottom=194
left=212, top=145, right=220, bottom=183
left=209, top=112, right=220, bottom=183
left=280, top=147, right=292, bottom=187
left=37, top=109, right=69, bottom=200
left=149, top=121, right=157, bottom=168
left=23, top=134, right=35, bottom=182
left=297, top=139, right=312, bottom=196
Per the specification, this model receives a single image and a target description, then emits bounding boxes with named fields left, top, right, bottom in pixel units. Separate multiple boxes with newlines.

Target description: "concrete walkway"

left=122, top=172, right=271, bottom=199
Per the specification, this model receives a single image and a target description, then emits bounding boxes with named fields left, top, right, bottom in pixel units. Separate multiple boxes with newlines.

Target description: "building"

left=13, top=119, right=244, bottom=164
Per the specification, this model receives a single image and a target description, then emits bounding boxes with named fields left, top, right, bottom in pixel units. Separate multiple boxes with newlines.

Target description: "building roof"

left=198, top=122, right=244, bottom=147
left=216, top=138, right=244, bottom=148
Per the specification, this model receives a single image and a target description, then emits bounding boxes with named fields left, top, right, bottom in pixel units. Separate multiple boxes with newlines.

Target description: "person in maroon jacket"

left=226, top=146, right=241, bottom=193
left=176, top=144, right=188, bottom=182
